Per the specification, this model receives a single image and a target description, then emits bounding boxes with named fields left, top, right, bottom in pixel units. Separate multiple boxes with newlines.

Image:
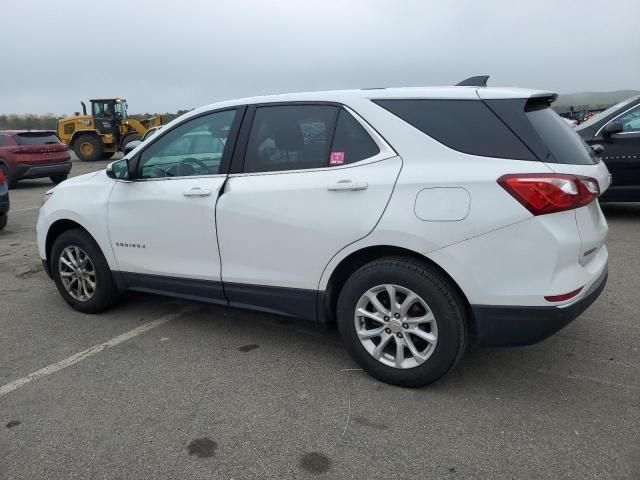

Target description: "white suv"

left=37, top=80, right=610, bottom=387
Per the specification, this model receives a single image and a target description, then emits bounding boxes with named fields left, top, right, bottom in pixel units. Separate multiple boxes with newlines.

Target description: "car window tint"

left=331, top=110, right=380, bottom=164
left=525, top=105, right=595, bottom=165
left=617, top=104, right=640, bottom=132
left=374, top=99, right=536, bottom=161
left=138, top=109, right=237, bottom=179
left=244, top=105, right=338, bottom=173
left=0, top=135, right=5, bottom=147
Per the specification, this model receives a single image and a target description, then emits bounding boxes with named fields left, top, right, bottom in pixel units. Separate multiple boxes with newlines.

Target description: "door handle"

left=183, top=187, right=212, bottom=197
left=327, top=180, right=368, bottom=192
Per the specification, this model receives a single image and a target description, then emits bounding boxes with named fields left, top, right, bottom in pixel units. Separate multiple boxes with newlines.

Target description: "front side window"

left=244, top=105, right=338, bottom=173
left=616, top=104, right=640, bottom=132
left=137, top=109, right=237, bottom=179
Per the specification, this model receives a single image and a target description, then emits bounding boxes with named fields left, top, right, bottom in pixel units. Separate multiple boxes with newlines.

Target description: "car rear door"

left=215, top=103, right=401, bottom=319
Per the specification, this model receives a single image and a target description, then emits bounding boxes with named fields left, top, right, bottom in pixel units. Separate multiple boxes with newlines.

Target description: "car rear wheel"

left=50, top=174, right=68, bottom=184
left=51, top=229, right=119, bottom=313
left=337, top=256, right=468, bottom=387
left=73, top=134, right=103, bottom=162
left=0, top=213, right=7, bottom=230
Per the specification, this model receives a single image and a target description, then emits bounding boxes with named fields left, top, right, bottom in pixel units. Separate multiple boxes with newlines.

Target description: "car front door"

left=596, top=103, right=640, bottom=189
left=107, top=107, right=243, bottom=301
left=215, top=104, right=402, bottom=319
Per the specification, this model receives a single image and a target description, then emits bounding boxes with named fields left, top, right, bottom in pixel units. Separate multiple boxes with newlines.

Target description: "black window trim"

left=127, top=105, right=247, bottom=181
left=229, top=101, right=396, bottom=176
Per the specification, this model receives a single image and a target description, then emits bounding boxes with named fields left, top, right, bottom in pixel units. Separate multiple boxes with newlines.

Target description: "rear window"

left=14, top=132, right=60, bottom=145
left=373, top=99, right=536, bottom=161
left=525, top=104, right=596, bottom=165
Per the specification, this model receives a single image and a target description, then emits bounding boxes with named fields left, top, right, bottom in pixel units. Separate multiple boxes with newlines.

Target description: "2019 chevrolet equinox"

left=37, top=81, right=609, bottom=386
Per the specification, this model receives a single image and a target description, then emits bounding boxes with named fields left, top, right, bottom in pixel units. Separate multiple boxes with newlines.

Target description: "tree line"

left=0, top=111, right=192, bottom=131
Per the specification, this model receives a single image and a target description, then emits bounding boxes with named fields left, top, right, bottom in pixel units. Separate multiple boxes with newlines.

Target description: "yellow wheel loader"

left=56, top=98, right=162, bottom=161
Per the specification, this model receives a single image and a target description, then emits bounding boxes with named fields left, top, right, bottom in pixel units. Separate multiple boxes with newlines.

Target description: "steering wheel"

left=177, top=157, right=209, bottom=177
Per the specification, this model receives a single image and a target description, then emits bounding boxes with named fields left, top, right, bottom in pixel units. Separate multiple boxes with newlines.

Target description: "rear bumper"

left=471, top=267, right=608, bottom=346
left=14, top=161, right=72, bottom=180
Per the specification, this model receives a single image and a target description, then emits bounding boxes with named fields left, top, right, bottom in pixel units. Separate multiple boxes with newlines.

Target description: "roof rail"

left=455, top=75, right=490, bottom=87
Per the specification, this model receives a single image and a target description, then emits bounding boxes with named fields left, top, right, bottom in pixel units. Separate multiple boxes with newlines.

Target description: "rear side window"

left=525, top=105, right=596, bottom=165
left=244, top=105, right=338, bottom=173
left=14, top=132, right=60, bottom=145
left=0, top=135, right=6, bottom=147
left=374, top=99, right=536, bottom=161
left=243, top=106, right=382, bottom=173
left=332, top=110, right=380, bottom=164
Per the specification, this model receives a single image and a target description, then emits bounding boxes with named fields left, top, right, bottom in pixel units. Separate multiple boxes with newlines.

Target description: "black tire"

left=50, top=174, right=68, bottom=184
left=337, top=256, right=468, bottom=388
left=73, top=134, right=103, bottom=162
left=102, top=152, right=116, bottom=160
left=51, top=228, right=119, bottom=313
left=0, top=164, right=17, bottom=189
left=0, top=213, right=7, bottom=230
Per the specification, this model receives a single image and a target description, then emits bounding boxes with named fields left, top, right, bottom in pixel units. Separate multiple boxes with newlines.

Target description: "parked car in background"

left=123, top=125, right=163, bottom=155
left=576, top=95, right=640, bottom=202
left=38, top=82, right=609, bottom=387
left=0, top=130, right=71, bottom=188
left=0, top=166, right=9, bottom=230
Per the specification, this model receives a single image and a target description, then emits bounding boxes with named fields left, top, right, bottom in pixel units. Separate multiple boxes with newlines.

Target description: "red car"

left=0, top=130, right=72, bottom=188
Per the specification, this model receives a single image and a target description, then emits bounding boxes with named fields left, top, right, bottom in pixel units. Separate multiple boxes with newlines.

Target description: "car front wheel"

left=51, top=229, right=119, bottom=313
left=337, top=257, right=468, bottom=387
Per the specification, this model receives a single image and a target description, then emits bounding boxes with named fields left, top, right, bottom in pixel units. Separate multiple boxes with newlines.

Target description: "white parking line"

left=0, top=306, right=198, bottom=398
left=10, top=206, right=40, bottom=213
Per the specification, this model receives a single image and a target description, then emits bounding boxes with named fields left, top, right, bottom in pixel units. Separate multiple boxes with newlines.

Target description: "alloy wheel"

left=58, top=246, right=97, bottom=302
left=354, top=284, right=438, bottom=369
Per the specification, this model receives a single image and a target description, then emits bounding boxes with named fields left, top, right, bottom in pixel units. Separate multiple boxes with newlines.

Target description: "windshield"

left=578, top=95, right=640, bottom=129
left=14, top=132, right=60, bottom=145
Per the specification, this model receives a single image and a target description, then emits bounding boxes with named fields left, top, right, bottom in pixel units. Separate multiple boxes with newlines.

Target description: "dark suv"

left=0, top=166, right=8, bottom=230
left=576, top=95, right=640, bottom=202
left=0, top=130, right=72, bottom=188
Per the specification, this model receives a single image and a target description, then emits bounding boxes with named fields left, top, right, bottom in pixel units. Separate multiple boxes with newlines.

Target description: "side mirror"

left=106, top=159, right=130, bottom=180
left=590, top=144, right=604, bottom=155
left=602, top=121, right=623, bottom=137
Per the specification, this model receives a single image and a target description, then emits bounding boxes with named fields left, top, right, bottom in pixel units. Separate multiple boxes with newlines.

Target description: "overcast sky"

left=1, top=0, right=638, bottom=115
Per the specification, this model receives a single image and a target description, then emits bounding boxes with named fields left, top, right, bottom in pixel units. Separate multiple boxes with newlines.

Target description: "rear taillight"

left=0, top=169, right=5, bottom=184
left=498, top=173, right=600, bottom=215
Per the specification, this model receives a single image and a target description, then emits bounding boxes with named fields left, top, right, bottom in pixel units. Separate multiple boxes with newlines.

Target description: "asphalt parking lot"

left=0, top=156, right=638, bottom=480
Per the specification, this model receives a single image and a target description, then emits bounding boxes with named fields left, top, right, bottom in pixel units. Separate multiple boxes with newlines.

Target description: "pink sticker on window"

left=330, top=151, right=345, bottom=165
